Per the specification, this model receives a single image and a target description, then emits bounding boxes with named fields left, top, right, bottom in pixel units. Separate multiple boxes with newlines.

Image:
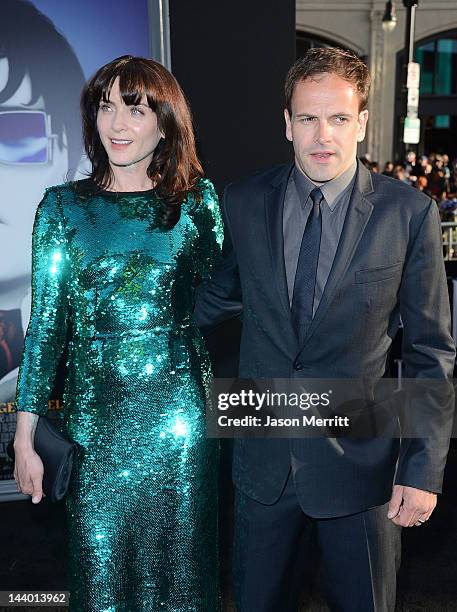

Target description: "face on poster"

left=0, top=0, right=150, bottom=398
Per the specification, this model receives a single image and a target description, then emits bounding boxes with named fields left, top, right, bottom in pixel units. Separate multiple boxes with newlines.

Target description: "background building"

left=296, top=0, right=457, bottom=165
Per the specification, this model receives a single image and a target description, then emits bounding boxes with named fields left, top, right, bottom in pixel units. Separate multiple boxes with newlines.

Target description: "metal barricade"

left=442, top=222, right=457, bottom=260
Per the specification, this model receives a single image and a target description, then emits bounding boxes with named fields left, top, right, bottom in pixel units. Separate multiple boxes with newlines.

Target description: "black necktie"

left=291, top=187, right=324, bottom=340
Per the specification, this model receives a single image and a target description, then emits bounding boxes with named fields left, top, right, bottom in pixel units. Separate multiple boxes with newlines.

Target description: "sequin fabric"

left=15, top=178, right=223, bottom=612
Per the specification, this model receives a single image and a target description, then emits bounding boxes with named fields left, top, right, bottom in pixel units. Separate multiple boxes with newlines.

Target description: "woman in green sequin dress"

left=14, top=56, right=222, bottom=611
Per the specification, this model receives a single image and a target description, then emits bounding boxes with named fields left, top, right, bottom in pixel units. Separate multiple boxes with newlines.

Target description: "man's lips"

left=309, top=152, right=335, bottom=162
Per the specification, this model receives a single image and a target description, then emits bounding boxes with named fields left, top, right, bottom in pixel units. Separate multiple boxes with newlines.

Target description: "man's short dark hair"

left=0, top=0, right=85, bottom=174
left=285, top=47, right=371, bottom=114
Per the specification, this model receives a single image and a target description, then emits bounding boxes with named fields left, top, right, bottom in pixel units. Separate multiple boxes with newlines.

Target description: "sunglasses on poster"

left=0, top=110, right=60, bottom=165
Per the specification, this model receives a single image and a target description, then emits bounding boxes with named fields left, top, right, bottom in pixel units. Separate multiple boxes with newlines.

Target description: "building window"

left=416, top=36, right=457, bottom=96
left=394, top=29, right=457, bottom=161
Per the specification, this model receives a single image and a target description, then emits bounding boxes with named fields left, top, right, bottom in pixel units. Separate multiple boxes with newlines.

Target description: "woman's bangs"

left=99, top=64, right=157, bottom=109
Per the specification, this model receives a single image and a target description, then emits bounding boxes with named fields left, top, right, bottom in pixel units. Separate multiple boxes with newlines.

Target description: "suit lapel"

left=300, top=162, right=374, bottom=347
left=264, top=164, right=294, bottom=323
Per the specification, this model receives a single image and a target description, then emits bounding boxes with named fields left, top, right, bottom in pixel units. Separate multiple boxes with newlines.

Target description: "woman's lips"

left=110, top=139, right=133, bottom=150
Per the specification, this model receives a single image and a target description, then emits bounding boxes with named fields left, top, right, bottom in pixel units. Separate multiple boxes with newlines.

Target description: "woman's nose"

left=111, top=109, right=128, bottom=132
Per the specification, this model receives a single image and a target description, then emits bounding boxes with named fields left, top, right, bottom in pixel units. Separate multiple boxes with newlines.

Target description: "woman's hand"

left=13, top=445, right=44, bottom=503
left=13, top=412, right=44, bottom=504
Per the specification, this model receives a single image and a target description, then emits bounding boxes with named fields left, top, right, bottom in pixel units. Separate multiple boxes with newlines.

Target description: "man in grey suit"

left=195, top=48, right=455, bottom=611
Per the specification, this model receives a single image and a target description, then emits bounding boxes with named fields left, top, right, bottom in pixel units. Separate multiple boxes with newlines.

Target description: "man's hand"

left=387, top=484, right=437, bottom=527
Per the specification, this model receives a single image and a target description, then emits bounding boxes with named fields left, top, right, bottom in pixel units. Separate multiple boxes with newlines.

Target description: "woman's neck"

left=108, top=162, right=154, bottom=192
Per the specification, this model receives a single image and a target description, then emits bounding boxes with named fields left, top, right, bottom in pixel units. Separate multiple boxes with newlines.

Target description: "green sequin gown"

left=15, top=178, right=223, bottom=612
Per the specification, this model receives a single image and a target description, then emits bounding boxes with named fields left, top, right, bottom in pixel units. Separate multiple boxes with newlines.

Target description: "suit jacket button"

left=294, top=361, right=304, bottom=371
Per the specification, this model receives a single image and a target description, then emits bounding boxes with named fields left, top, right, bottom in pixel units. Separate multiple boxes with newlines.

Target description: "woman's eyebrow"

left=99, top=100, right=150, bottom=108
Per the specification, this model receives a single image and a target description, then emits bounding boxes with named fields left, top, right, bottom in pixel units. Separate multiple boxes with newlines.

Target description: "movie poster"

left=0, top=0, right=150, bottom=488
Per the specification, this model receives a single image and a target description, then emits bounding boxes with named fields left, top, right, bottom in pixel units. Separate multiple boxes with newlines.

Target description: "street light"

left=403, top=0, right=419, bottom=66
left=381, top=1, right=421, bottom=159
left=399, top=0, right=420, bottom=160
left=382, top=1, right=397, bottom=33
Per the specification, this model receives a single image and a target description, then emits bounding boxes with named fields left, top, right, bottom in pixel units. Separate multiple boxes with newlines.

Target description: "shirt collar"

left=293, top=159, right=357, bottom=211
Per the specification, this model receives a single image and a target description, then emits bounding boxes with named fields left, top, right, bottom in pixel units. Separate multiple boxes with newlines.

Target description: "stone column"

left=366, top=5, right=386, bottom=164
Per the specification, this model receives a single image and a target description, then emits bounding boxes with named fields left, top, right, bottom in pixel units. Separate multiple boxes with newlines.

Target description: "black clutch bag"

left=8, top=416, right=77, bottom=503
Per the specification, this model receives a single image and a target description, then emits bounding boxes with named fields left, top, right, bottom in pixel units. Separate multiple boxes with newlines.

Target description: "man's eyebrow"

left=294, top=112, right=354, bottom=118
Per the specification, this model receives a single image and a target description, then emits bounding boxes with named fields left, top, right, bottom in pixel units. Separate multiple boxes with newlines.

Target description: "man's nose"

left=316, top=121, right=332, bottom=143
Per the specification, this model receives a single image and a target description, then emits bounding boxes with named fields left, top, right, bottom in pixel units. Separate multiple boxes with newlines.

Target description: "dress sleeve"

left=15, top=187, right=70, bottom=416
left=193, top=182, right=243, bottom=332
left=192, top=179, right=224, bottom=280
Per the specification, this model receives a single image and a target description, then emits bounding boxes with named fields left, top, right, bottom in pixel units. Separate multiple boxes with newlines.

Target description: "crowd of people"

left=361, top=151, right=457, bottom=203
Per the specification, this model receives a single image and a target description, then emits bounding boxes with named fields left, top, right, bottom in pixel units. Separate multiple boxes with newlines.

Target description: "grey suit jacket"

left=195, top=160, right=455, bottom=518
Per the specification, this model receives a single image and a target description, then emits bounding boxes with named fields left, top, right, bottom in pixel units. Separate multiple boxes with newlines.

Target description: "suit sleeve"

left=396, top=198, right=455, bottom=492
left=15, top=188, right=70, bottom=417
left=193, top=183, right=243, bottom=332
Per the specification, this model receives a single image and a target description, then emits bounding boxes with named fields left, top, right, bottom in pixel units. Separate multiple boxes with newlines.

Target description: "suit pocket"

left=355, top=261, right=403, bottom=284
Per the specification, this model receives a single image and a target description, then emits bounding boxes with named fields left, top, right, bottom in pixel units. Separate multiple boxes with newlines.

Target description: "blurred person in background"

left=404, top=149, right=421, bottom=183
left=416, top=175, right=432, bottom=198
left=442, top=154, right=451, bottom=180
left=425, top=161, right=434, bottom=176
left=392, top=164, right=409, bottom=183
left=370, top=161, right=380, bottom=173
left=448, top=159, right=457, bottom=198
left=429, top=156, right=448, bottom=201
left=383, top=161, right=394, bottom=176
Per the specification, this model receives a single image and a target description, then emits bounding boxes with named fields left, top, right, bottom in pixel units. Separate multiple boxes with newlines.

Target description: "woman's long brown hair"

left=80, top=55, right=203, bottom=228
